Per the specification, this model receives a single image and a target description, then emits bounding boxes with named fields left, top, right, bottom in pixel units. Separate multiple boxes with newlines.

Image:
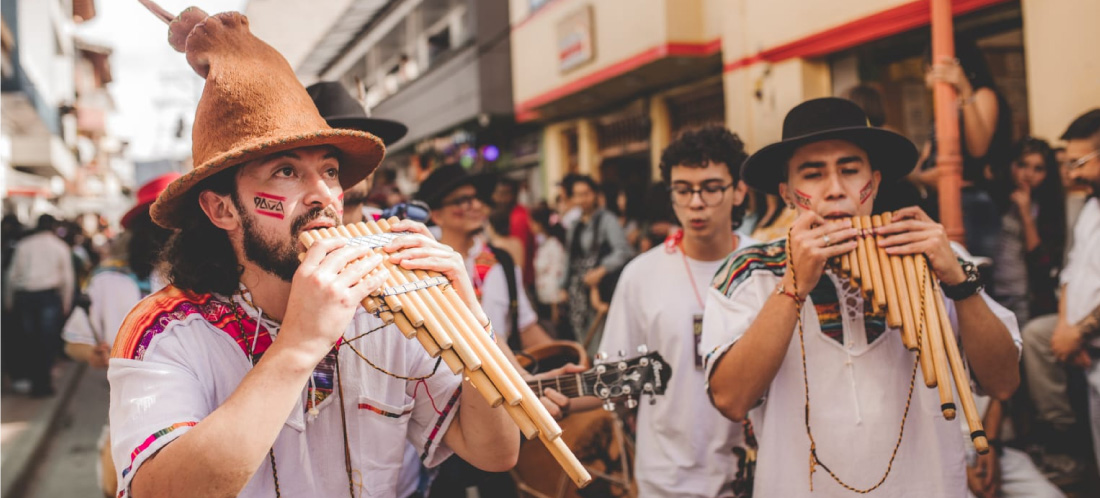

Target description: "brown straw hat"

left=147, top=7, right=385, bottom=228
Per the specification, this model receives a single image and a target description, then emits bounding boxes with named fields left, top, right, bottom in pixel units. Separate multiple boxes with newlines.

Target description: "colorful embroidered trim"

left=809, top=276, right=887, bottom=345
left=420, top=386, right=462, bottom=461
left=357, top=402, right=412, bottom=418
left=712, top=239, right=787, bottom=297
left=120, top=421, right=198, bottom=479
left=307, top=350, right=337, bottom=413
left=112, top=286, right=274, bottom=363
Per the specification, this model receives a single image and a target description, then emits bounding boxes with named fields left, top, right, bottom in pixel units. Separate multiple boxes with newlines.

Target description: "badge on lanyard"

left=693, top=313, right=704, bottom=370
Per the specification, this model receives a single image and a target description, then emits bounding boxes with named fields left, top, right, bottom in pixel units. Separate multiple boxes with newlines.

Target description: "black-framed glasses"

left=440, top=193, right=480, bottom=209
left=668, top=182, right=735, bottom=207
left=1063, top=150, right=1099, bottom=171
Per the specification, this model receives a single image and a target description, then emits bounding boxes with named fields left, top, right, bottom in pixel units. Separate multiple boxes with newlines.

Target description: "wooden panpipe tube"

left=322, top=227, right=418, bottom=326
left=902, top=253, right=936, bottom=387
left=881, top=213, right=918, bottom=351
left=340, top=223, right=478, bottom=380
left=370, top=219, right=560, bottom=438
left=852, top=217, right=874, bottom=296
left=300, top=232, right=397, bottom=328
left=932, top=281, right=989, bottom=454
left=840, top=251, right=852, bottom=275
left=860, top=215, right=887, bottom=313
left=542, top=432, right=592, bottom=488
left=871, top=216, right=903, bottom=330
left=359, top=219, right=522, bottom=406
left=917, top=258, right=956, bottom=420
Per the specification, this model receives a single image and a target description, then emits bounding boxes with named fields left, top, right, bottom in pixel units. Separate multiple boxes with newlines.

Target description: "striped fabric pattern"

left=357, top=402, right=413, bottom=418
left=120, top=421, right=198, bottom=479
left=421, top=385, right=462, bottom=461
left=711, top=239, right=788, bottom=297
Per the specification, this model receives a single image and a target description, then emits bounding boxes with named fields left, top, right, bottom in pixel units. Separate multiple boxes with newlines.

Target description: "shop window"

left=597, top=102, right=650, bottom=159
left=668, top=80, right=726, bottom=138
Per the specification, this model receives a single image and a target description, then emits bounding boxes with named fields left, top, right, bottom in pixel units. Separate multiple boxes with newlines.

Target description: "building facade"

left=510, top=0, right=1100, bottom=202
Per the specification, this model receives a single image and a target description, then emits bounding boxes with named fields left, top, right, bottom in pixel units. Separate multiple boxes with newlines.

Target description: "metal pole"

left=931, top=0, right=966, bottom=245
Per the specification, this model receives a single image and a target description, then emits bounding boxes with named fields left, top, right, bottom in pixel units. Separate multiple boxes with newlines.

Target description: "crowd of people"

left=1, top=10, right=1098, bottom=498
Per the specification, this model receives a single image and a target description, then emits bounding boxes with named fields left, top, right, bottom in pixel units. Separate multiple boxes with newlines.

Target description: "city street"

left=19, top=367, right=108, bottom=498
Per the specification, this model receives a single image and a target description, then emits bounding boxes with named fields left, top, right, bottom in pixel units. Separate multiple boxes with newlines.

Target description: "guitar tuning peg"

left=602, top=400, right=616, bottom=412
left=648, top=395, right=657, bottom=406
left=637, top=344, right=648, bottom=354
left=625, top=398, right=638, bottom=409
left=618, top=350, right=625, bottom=358
left=596, top=351, right=608, bottom=362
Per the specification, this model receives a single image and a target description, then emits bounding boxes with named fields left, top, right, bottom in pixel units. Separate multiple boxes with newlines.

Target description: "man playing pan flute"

left=108, top=7, right=517, bottom=498
left=701, top=97, right=1021, bottom=497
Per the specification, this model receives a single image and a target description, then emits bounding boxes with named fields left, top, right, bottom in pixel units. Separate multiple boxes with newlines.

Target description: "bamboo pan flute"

left=299, top=218, right=593, bottom=487
left=834, top=213, right=989, bottom=454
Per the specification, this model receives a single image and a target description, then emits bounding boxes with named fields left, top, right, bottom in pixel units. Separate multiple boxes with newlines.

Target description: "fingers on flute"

left=350, top=270, right=387, bottom=300
left=888, top=206, right=929, bottom=222
left=299, top=237, right=347, bottom=268
left=820, top=240, right=858, bottom=258
left=334, top=254, right=383, bottom=287
left=315, top=243, right=374, bottom=275
left=386, top=219, right=431, bottom=236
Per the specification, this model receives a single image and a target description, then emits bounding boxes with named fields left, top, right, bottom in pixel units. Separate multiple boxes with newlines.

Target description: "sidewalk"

left=1, top=361, right=86, bottom=498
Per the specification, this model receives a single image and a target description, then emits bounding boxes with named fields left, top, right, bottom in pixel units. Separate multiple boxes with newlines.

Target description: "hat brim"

left=120, top=201, right=152, bottom=229
left=326, top=116, right=408, bottom=146
left=421, top=172, right=498, bottom=210
left=151, top=129, right=385, bottom=229
left=741, top=127, right=918, bottom=195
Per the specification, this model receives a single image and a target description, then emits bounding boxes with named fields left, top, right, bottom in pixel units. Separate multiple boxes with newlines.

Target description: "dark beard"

left=233, top=196, right=338, bottom=283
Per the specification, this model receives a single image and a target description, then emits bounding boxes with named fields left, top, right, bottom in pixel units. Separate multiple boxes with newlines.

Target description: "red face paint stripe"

left=255, top=210, right=285, bottom=219
left=859, top=180, right=873, bottom=204
left=255, top=192, right=286, bottom=202
left=794, top=190, right=813, bottom=209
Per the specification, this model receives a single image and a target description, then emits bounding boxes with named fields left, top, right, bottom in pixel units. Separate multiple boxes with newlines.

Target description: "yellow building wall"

left=1021, top=0, right=1100, bottom=141
left=510, top=0, right=712, bottom=108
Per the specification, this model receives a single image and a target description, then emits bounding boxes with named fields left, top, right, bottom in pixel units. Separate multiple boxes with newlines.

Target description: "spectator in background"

left=845, top=83, right=900, bottom=133
left=529, top=204, right=567, bottom=327
left=991, top=138, right=1066, bottom=326
left=2, top=214, right=27, bottom=389
left=557, top=173, right=583, bottom=231
left=9, top=214, right=74, bottom=397
left=638, top=181, right=676, bottom=252
left=491, top=177, right=535, bottom=286
left=913, top=35, right=1013, bottom=261
left=561, top=175, right=633, bottom=344
left=1049, top=109, right=1100, bottom=476
left=486, top=209, right=525, bottom=271
left=62, top=173, right=176, bottom=498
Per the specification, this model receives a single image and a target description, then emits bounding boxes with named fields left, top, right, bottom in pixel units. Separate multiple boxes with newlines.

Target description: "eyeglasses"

left=440, top=194, right=480, bottom=209
left=1063, top=150, right=1099, bottom=171
left=668, top=182, right=734, bottom=207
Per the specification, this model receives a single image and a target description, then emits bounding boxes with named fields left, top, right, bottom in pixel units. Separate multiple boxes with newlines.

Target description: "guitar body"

left=514, top=409, right=635, bottom=498
left=516, top=340, right=590, bottom=374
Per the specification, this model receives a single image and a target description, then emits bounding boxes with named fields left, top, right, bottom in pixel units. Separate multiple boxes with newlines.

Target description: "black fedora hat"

left=415, top=164, right=498, bottom=210
left=741, top=97, right=918, bottom=195
left=306, top=81, right=409, bottom=146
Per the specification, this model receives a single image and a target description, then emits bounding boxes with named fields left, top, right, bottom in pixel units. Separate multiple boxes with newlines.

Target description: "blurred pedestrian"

left=529, top=204, right=567, bottom=326
left=990, top=138, right=1066, bottom=326
left=491, top=177, right=535, bottom=286
left=560, top=175, right=633, bottom=345
left=2, top=214, right=27, bottom=388
left=9, top=214, right=74, bottom=396
left=62, top=173, right=176, bottom=498
left=913, top=36, right=1013, bottom=261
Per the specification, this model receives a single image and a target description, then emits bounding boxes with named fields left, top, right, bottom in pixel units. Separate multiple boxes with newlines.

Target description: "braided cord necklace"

left=786, top=230, right=924, bottom=493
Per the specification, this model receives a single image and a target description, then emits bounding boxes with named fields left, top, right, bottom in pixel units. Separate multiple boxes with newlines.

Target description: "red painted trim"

left=723, top=0, right=1010, bottom=73
left=514, top=38, right=721, bottom=120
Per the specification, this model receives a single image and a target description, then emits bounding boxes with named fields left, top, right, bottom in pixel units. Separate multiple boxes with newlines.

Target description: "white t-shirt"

left=533, top=235, right=567, bottom=305
left=701, top=239, right=1021, bottom=498
left=1061, top=197, right=1100, bottom=347
left=63, top=266, right=167, bottom=348
left=108, top=286, right=461, bottom=498
left=598, top=235, right=756, bottom=498
left=465, top=237, right=538, bottom=343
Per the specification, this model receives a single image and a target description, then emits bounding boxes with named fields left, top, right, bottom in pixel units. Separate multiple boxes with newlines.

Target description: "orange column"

left=931, top=0, right=965, bottom=245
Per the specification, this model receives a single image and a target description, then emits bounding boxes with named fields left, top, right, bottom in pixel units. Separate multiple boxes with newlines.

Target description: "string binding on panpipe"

left=299, top=218, right=593, bottom=488
left=829, top=213, right=988, bottom=455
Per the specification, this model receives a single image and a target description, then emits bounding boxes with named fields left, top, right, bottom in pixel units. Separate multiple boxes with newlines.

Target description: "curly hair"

left=158, top=167, right=243, bottom=296
left=659, top=125, right=749, bottom=228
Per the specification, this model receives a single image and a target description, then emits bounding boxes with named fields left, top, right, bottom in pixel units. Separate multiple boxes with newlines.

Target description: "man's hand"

left=1051, top=321, right=1087, bottom=363
left=583, top=266, right=606, bottom=287
left=784, top=212, right=858, bottom=298
left=282, top=237, right=386, bottom=359
left=877, top=206, right=967, bottom=285
left=966, top=450, right=1001, bottom=498
left=534, top=363, right=592, bottom=420
left=385, top=219, right=481, bottom=311
left=89, top=343, right=111, bottom=369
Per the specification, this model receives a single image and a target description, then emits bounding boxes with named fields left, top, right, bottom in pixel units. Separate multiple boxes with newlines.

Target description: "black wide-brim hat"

left=415, top=164, right=498, bottom=210
left=306, top=81, right=409, bottom=146
left=741, top=97, right=918, bottom=195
